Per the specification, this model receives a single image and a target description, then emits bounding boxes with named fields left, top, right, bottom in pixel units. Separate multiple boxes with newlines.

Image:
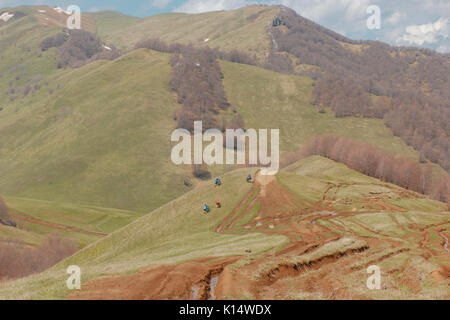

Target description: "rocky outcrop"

left=0, top=219, right=16, bottom=228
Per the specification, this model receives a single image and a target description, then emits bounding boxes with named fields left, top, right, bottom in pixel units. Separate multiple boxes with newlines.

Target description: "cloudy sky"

left=1, top=0, right=449, bottom=52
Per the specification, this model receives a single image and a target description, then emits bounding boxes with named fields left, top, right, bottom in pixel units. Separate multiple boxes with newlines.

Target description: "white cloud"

left=176, top=0, right=371, bottom=30
left=385, top=11, right=406, bottom=25
left=398, top=17, right=449, bottom=46
left=277, top=0, right=370, bottom=23
left=176, top=0, right=251, bottom=13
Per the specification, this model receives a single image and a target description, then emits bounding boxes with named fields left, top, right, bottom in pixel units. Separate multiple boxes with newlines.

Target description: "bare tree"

left=300, top=134, right=449, bottom=204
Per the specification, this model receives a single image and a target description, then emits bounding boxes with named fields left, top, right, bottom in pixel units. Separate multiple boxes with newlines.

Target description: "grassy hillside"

left=1, top=157, right=447, bottom=299
left=0, top=167, right=286, bottom=299
left=0, top=49, right=197, bottom=212
left=220, top=60, right=419, bottom=159
left=92, top=5, right=278, bottom=60
left=1, top=196, right=143, bottom=247
left=0, top=8, right=61, bottom=107
left=0, top=7, right=205, bottom=213
left=0, top=6, right=96, bottom=107
left=0, top=4, right=420, bottom=213
left=0, top=34, right=419, bottom=215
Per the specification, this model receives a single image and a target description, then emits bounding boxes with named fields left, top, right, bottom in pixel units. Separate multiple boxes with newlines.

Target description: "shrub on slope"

left=0, top=234, right=78, bottom=282
left=40, top=29, right=120, bottom=68
left=295, top=134, right=450, bottom=205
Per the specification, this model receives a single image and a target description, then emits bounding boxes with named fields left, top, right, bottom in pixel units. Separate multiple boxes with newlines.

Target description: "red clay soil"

left=68, top=173, right=364, bottom=300
left=68, top=256, right=240, bottom=300
left=420, top=231, right=429, bottom=248
left=350, top=248, right=410, bottom=271
left=438, top=230, right=449, bottom=252
left=66, top=173, right=450, bottom=300
left=207, top=236, right=373, bottom=300
left=217, top=173, right=338, bottom=246
left=429, top=269, right=448, bottom=287
left=248, top=245, right=370, bottom=299
left=215, top=182, right=259, bottom=233
left=216, top=174, right=311, bottom=232
left=11, top=213, right=107, bottom=237
left=257, top=246, right=369, bottom=287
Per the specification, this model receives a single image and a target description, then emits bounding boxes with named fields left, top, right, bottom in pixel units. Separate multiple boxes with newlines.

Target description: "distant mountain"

left=93, top=5, right=449, bottom=172
left=0, top=4, right=447, bottom=211
left=269, top=7, right=449, bottom=172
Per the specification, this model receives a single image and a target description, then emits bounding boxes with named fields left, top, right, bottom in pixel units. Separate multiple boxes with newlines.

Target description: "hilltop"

left=92, top=5, right=278, bottom=61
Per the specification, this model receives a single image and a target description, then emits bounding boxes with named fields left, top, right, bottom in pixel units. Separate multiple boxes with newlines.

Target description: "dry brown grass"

left=0, top=234, right=78, bottom=282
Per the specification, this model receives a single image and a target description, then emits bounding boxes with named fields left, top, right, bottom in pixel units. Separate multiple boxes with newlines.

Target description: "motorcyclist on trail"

left=247, top=174, right=252, bottom=183
left=216, top=200, right=221, bottom=208
left=215, top=178, right=222, bottom=186
left=203, top=204, right=210, bottom=214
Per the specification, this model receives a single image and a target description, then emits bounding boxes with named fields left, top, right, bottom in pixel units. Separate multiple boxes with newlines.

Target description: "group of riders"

left=203, top=174, right=253, bottom=214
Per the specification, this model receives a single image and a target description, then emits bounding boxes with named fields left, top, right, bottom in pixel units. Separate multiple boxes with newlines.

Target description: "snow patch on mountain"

left=0, top=12, right=14, bottom=22
left=53, top=7, right=71, bottom=15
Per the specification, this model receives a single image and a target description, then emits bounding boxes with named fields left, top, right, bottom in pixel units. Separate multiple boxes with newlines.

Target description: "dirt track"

left=67, top=172, right=450, bottom=300
left=68, top=257, right=239, bottom=300
left=11, top=213, right=107, bottom=237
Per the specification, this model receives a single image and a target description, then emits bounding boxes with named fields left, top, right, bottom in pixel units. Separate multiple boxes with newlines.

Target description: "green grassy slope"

left=0, top=167, right=287, bottom=299
left=0, top=9, right=61, bottom=107
left=0, top=7, right=251, bottom=214
left=1, top=157, right=447, bottom=299
left=220, top=60, right=419, bottom=159
left=90, top=10, right=140, bottom=39
left=281, top=156, right=446, bottom=211
left=0, top=5, right=430, bottom=265
left=2, top=196, right=143, bottom=247
left=0, top=9, right=148, bottom=247
left=0, top=49, right=197, bottom=212
left=0, top=46, right=419, bottom=214
left=0, top=5, right=419, bottom=213
left=93, top=5, right=278, bottom=60
left=0, top=7, right=203, bottom=213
